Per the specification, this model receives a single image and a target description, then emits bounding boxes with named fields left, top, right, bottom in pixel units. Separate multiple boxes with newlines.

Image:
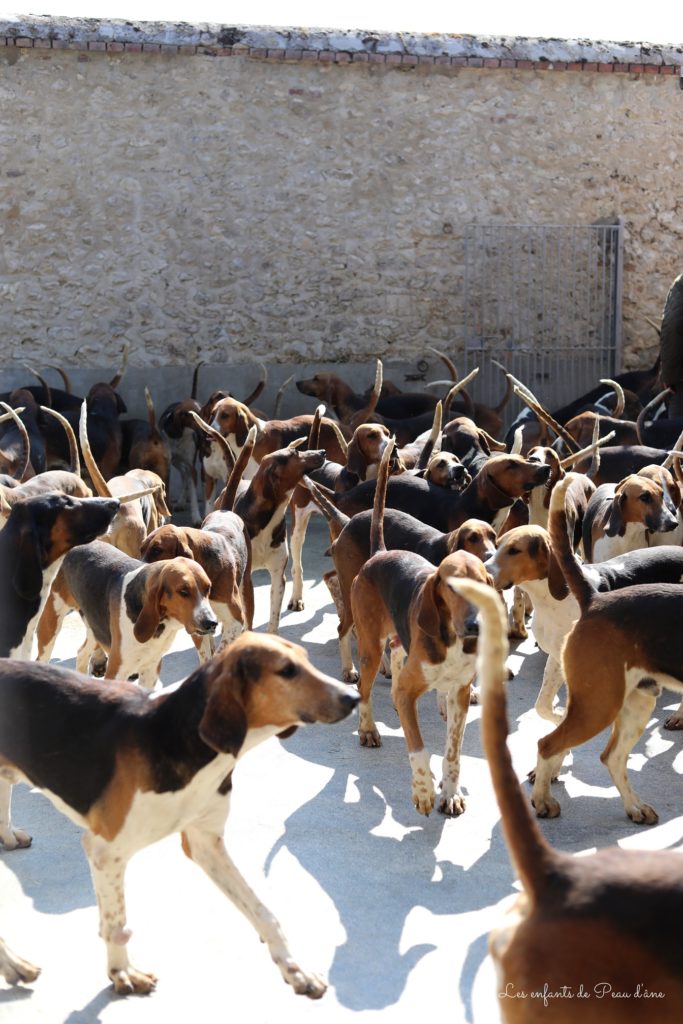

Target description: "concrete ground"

left=2, top=518, right=683, bottom=1024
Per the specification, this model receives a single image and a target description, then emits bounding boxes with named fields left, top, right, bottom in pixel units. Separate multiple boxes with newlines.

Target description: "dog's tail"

left=308, top=404, right=325, bottom=449
left=416, top=401, right=442, bottom=472
left=448, top=578, right=559, bottom=902
left=221, top=425, right=257, bottom=511
left=40, top=405, right=81, bottom=477
left=370, top=436, right=395, bottom=557
left=302, top=476, right=349, bottom=542
left=548, top=476, right=595, bottom=613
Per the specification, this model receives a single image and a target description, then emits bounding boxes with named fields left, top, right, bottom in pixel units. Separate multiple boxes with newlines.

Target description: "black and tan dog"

left=0, top=492, right=119, bottom=659
left=0, top=636, right=358, bottom=995
left=531, top=475, right=683, bottom=824
left=451, top=576, right=683, bottom=1022
left=349, top=441, right=493, bottom=816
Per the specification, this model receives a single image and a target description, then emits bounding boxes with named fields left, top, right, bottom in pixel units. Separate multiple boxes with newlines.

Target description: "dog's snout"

left=340, top=691, right=360, bottom=714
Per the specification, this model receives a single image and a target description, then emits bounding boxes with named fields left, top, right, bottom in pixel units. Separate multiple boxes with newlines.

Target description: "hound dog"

left=450, top=577, right=683, bottom=1022
left=0, top=636, right=359, bottom=995
left=122, top=389, right=172, bottom=490
left=306, top=471, right=495, bottom=681
left=295, top=370, right=438, bottom=422
left=36, top=541, right=217, bottom=689
left=232, top=445, right=326, bottom=633
left=208, top=396, right=349, bottom=477
left=349, top=442, right=494, bottom=815
left=0, top=492, right=120, bottom=659
left=141, top=518, right=253, bottom=661
left=420, top=450, right=470, bottom=490
left=159, top=397, right=203, bottom=524
left=582, top=473, right=679, bottom=562
left=530, top=476, right=683, bottom=824
left=485, top=523, right=683, bottom=725
left=332, top=454, right=551, bottom=534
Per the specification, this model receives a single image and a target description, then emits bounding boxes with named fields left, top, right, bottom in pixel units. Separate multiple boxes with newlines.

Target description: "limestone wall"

left=1, top=18, right=682, bottom=398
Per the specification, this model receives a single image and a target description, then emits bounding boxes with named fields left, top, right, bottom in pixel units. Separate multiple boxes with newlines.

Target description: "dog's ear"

left=114, top=392, right=127, bottom=416
left=198, top=652, right=258, bottom=755
left=546, top=546, right=569, bottom=601
left=155, top=484, right=171, bottom=519
left=12, top=520, right=46, bottom=600
left=235, top=409, right=250, bottom=448
left=175, top=533, right=194, bottom=561
left=133, top=571, right=163, bottom=642
left=417, top=575, right=444, bottom=638
left=478, top=429, right=506, bottom=453
left=605, top=492, right=626, bottom=537
left=447, top=525, right=464, bottom=552
left=345, top=437, right=366, bottom=479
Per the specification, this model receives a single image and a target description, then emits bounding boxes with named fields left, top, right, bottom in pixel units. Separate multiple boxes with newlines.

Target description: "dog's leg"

left=76, top=628, right=99, bottom=676
left=288, top=506, right=313, bottom=611
left=0, top=780, right=31, bottom=851
left=509, top=586, right=529, bottom=640
left=182, top=825, right=326, bottom=999
left=0, top=938, right=40, bottom=985
left=534, top=657, right=565, bottom=724
left=438, top=680, right=472, bottom=816
left=266, top=547, right=288, bottom=634
left=82, top=833, right=157, bottom=995
left=36, top=589, right=71, bottom=663
left=186, top=462, right=202, bottom=527
left=601, top=687, right=659, bottom=825
left=325, top=571, right=358, bottom=682
left=663, top=697, right=683, bottom=731
left=392, top=661, right=433, bottom=815
left=193, top=633, right=214, bottom=664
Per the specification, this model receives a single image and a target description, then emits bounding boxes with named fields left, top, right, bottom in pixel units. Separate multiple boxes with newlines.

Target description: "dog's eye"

left=507, top=547, right=520, bottom=556
left=278, top=662, right=298, bottom=679
left=178, top=587, right=191, bottom=597
left=639, top=493, right=652, bottom=504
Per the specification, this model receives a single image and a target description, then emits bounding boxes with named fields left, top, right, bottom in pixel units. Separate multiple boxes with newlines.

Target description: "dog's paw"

left=627, top=802, right=658, bottom=826
left=358, top=727, right=382, bottom=748
left=110, top=966, right=158, bottom=995
left=0, top=942, right=41, bottom=985
left=438, top=790, right=466, bottom=817
left=508, top=625, right=528, bottom=641
left=469, top=687, right=480, bottom=706
left=531, top=794, right=561, bottom=819
left=0, top=827, right=32, bottom=851
left=342, top=667, right=359, bottom=684
left=412, top=785, right=436, bottom=817
left=663, top=712, right=683, bottom=730
left=282, top=961, right=327, bottom=999
left=287, top=598, right=305, bottom=612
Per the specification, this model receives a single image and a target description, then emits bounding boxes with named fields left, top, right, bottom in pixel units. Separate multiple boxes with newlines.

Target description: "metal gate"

left=459, top=221, right=623, bottom=424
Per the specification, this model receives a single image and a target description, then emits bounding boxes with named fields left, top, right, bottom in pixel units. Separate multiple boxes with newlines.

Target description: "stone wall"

left=1, top=17, right=682, bottom=413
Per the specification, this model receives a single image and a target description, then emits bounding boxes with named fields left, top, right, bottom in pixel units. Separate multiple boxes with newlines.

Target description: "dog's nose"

left=200, top=617, right=218, bottom=634
left=465, top=618, right=479, bottom=637
left=340, top=692, right=360, bottom=714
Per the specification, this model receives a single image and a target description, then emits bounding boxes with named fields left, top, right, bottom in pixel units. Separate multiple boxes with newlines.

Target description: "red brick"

left=567, top=61, right=583, bottom=71
left=535, top=61, right=550, bottom=70
left=249, top=47, right=267, bottom=58
left=451, top=56, right=468, bottom=66
left=583, top=62, right=598, bottom=71
left=385, top=54, right=402, bottom=65
left=318, top=50, right=335, bottom=62
left=629, top=63, right=644, bottom=73
left=142, top=43, right=162, bottom=53
left=516, top=59, right=533, bottom=69
left=216, top=48, right=233, bottom=56
left=644, top=64, right=660, bottom=73
left=160, top=44, right=178, bottom=54
left=178, top=45, right=196, bottom=55
left=483, top=58, right=500, bottom=68
left=107, top=42, right=125, bottom=52
left=613, top=63, right=629, bottom=72
left=368, top=52, right=385, bottom=63
left=401, top=54, right=418, bottom=66
left=434, top=55, right=451, bottom=65
left=88, top=41, right=107, bottom=51
left=15, top=37, right=33, bottom=47
left=352, top=52, right=369, bottom=61
left=598, top=62, right=614, bottom=72
left=335, top=51, right=351, bottom=63
left=301, top=49, right=318, bottom=60
left=33, top=38, right=51, bottom=49
left=551, top=61, right=568, bottom=70
left=660, top=65, right=676, bottom=74
left=284, top=48, right=303, bottom=60
left=418, top=55, right=434, bottom=65
left=124, top=42, right=142, bottom=53
left=500, top=58, right=515, bottom=68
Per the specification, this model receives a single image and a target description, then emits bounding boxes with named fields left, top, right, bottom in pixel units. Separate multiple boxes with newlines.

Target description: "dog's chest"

left=9, top=555, right=66, bottom=659
left=593, top=522, right=646, bottom=562
left=522, top=579, right=578, bottom=659
left=203, top=442, right=229, bottom=481
left=420, top=641, right=477, bottom=693
left=249, top=500, right=290, bottom=567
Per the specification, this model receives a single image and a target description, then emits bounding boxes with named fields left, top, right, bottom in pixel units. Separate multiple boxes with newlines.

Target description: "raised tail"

left=548, top=476, right=595, bottom=613
left=447, top=578, right=559, bottom=902
left=221, top=425, right=257, bottom=512
left=370, top=436, right=395, bottom=557
left=301, top=476, right=349, bottom=541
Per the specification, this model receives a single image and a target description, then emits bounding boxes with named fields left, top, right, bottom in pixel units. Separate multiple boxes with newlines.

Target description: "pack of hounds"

left=1, top=341, right=682, bottom=1020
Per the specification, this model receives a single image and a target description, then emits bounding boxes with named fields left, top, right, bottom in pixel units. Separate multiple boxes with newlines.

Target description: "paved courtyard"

left=2, top=518, right=683, bottom=1024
